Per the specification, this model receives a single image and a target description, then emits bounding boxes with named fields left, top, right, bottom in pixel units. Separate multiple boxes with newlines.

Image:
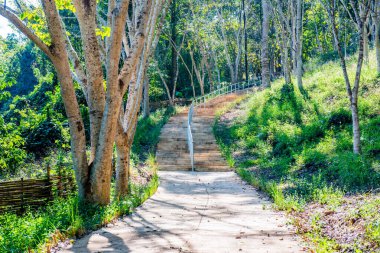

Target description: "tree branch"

left=0, top=6, right=53, bottom=59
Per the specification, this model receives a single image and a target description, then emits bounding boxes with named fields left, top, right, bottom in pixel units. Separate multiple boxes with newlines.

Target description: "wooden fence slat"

left=0, top=172, right=75, bottom=214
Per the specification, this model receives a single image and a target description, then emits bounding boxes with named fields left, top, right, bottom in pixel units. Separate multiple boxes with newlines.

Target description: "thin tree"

left=272, top=0, right=292, bottom=84
left=295, top=0, right=304, bottom=91
left=373, top=0, right=380, bottom=73
left=169, top=0, right=178, bottom=98
left=319, top=0, right=371, bottom=154
left=242, top=0, right=249, bottom=83
left=261, top=0, right=271, bottom=87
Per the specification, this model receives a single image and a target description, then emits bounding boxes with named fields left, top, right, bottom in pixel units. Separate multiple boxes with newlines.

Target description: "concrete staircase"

left=156, top=93, right=244, bottom=172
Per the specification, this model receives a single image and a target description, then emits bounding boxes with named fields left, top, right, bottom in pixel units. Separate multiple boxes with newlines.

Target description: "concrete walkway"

left=61, top=172, right=302, bottom=253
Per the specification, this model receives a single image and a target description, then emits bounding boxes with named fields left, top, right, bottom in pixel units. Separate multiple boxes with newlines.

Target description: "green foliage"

left=25, top=119, right=63, bottom=157
left=0, top=116, right=26, bottom=175
left=20, top=9, right=51, bottom=44
left=55, top=0, right=76, bottom=12
left=95, top=26, right=111, bottom=39
left=214, top=51, right=380, bottom=211
left=132, top=107, right=176, bottom=164
left=0, top=175, right=159, bottom=252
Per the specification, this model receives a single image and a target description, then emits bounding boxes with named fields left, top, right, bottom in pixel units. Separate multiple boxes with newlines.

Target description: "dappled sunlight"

left=63, top=171, right=301, bottom=252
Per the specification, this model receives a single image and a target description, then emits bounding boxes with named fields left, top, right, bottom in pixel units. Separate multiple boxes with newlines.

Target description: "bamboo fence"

left=0, top=163, right=76, bottom=214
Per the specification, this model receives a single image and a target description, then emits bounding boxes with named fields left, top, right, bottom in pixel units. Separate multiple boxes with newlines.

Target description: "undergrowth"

left=0, top=175, right=159, bottom=252
left=131, top=106, right=177, bottom=166
left=214, top=52, right=380, bottom=251
left=0, top=107, right=174, bottom=252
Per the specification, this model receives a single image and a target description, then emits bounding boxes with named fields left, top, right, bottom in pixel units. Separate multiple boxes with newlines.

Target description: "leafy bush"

left=327, top=108, right=352, bottom=129
left=330, top=152, right=372, bottom=188
left=25, top=119, right=63, bottom=157
left=132, top=107, right=176, bottom=164
left=0, top=117, right=26, bottom=176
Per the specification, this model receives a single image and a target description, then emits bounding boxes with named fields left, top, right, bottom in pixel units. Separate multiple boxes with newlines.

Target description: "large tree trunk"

left=261, top=0, right=270, bottom=87
left=351, top=98, right=361, bottom=154
left=72, top=0, right=106, bottom=165
left=114, top=0, right=168, bottom=198
left=53, top=61, right=90, bottom=202
left=351, top=25, right=365, bottom=154
left=115, top=122, right=131, bottom=198
left=33, top=0, right=90, bottom=202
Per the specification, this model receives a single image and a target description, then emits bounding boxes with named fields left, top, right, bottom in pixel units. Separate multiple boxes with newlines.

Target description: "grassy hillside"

left=214, top=52, right=380, bottom=252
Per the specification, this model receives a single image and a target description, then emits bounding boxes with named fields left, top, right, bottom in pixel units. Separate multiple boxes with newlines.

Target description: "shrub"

left=296, top=148, right=328, bottom=171
left=301, top=119, right=327, bottom=143
left=327, top=108, right=351, bottom=129
left=25, top=119, right=63, bottom=157
left=330, top=152, right=372, bottom=188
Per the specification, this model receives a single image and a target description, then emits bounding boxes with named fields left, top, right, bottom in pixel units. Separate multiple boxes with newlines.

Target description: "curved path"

left=61, top=171, right=302, bottom=253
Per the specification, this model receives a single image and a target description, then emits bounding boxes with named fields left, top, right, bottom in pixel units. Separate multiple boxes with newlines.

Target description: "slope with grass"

left=214, top=52, right=380, bottom=252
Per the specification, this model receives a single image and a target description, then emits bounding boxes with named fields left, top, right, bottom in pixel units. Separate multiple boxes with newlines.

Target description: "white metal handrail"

left=193, top=77, right=261, bottom=107
left=187, top=104, right=194, bottom=171
left=186, top=77, right=261, bottom=171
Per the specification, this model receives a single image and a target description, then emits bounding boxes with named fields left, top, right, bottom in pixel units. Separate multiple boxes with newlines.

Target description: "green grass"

left=0, top=107, right=175, bottom=252
left=131, top=107, right=177, bottom=165
left=0, top=175, right=159, bottom=252
left=214, top=52, right=380, bottom=251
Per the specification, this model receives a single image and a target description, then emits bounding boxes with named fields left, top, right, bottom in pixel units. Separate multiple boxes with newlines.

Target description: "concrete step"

left=156, top=151, right=222, bottom=158
left=158, top=165, right=232, bottom=172
left=156, top=157, right=223, bottom=163
left=158, top=138, right=218, bottom=148
left=155, top=93, right=247, bottom=172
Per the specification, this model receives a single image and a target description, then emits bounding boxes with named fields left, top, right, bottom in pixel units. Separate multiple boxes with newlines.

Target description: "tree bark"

left=319, top=0, right=368, bottom=154
left=114, top=0, right=168, bottom=198
left=274, top=0, right=292, bottom=83
left=375, top=0, right=380, bottom=73
left=170, top=0, right=177, bottom=98
left=142, top=75, right=150, bottom=118
left=72, top=0, right=106, bottom=165
left=261, top=0, right=270, bottom=87
left=242, top=0, right=249, bottom=83
left=295, top=0, right=304, bottom=91
left=115, top=118, right=131, bottom=198
left=291, top=0, right=297, bottom=73
left=360, top=5, right=369, bottom=64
